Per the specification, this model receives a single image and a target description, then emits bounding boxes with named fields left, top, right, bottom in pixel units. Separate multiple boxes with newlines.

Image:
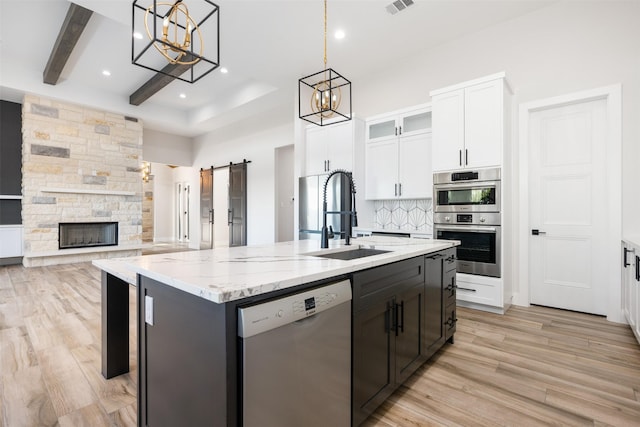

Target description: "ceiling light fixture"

left=179, top=93, right=186, bottom=98
left=334, top=29, right=345, bottom=40
left=102, top=70, right=111, bottom=76
left=298, top=0, right=352, bottom=126
left=220, top=67, right=228, bottom=74
left=132, top=0, right=220, bottom=84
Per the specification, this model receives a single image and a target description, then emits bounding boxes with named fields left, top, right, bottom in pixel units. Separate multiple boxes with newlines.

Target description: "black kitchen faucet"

left=321, top=170, right=358, bottom=249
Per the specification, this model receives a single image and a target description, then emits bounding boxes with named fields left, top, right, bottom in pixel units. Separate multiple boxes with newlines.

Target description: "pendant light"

left=298, top=0, right=352, bottom=126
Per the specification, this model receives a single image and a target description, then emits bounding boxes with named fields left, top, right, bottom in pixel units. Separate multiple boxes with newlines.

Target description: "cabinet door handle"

left=459, top=149, right=462, bottom=166
left=624, top=247, right=635, bottom=267
left=395, top=127, right=398, bottom=136
left=396, top=301, right=404, bottom=335
left=398, top=183, right=402, bottom=196
left=385, top=301, right=393, bottom=333
left=327, top=160, right=330, bottom=171
left=445, top=312, right=458, bottom=328
left=636, top=255, right=640, bottom=282
left=228, top=209, right=233, bottom=225
left=465, top=149, right=468, bottom=166
left=445, top=277, right=457, bottom=293
left=394, top=183, right=398, bottom=196
left=457, top=286, right=476, bottom=292
left=399, top=125, right=402, bottom=135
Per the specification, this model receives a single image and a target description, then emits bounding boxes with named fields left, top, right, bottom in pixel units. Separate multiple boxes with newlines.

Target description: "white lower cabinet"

left=455, top=273, right=507, bottom=314
left=0, top=226, right=23, bottom=258
left=622, top=239, right=640, bottom=344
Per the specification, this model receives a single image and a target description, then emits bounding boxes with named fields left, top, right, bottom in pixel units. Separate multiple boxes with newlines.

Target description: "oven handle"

left=435, top=226, right=498, bottom=233
left=434, top=181, right=500, bottom=191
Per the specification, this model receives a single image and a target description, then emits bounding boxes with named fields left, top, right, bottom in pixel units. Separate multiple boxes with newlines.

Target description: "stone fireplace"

left=21, top=95, right=144, bottom=266
left=58, top=222, right=118, bottom=250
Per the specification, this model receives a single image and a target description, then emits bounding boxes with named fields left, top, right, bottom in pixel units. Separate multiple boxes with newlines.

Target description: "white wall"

left=143, top=129, right=193, bottom=166
left=151, top=163, right=176, bottom=242
left=192, top=121, right=294, bottom=246
left=348, top=0, right=639, bottom=315
left=353, top=1, right=640, bottom=236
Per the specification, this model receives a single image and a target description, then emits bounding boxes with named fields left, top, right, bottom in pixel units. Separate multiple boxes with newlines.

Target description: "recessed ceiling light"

left=334, top=29, right=345, bottom=40
left=133, top=32, right=143, bottom=40
left=102, top=70, right=111, bottom=77
left=179, top=93, right=187, bottom=99
left=220, top=67, right=228, bottom=74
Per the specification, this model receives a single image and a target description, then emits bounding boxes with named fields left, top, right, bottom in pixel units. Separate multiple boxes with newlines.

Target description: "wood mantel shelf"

left=41, top=188, right=136, bottom=196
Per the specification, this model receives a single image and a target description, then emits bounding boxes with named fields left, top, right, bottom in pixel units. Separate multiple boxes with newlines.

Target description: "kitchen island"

left=93, top=236, right=458, bottom=426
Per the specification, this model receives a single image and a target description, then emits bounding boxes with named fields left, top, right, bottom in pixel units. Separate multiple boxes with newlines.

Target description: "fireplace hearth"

left=59, top=222, right=118, bottom=250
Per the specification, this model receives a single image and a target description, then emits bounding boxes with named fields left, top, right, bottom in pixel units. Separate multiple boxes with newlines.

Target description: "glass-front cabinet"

left=366, top=104, right=432, bottom=143
left=364, top=104, right=433, bottom=200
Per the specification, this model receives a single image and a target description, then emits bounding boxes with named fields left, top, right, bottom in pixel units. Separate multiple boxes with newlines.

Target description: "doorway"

left=176, top=182, right=190, bottom=242
left=199, top=162, right=248, bottom=248
left=519, top=85, right=621, bottom=319
left=275, top=145, right=294, bottom=242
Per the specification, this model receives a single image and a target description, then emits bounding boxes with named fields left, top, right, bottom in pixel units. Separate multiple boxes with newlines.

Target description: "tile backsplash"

left=372, top=199, right=433, bottom=234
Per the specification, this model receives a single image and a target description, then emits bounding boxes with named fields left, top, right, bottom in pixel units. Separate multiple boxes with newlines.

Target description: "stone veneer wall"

left=21, top=94, right=144, bottom=266
left=142, top=176, right=154, bottom=242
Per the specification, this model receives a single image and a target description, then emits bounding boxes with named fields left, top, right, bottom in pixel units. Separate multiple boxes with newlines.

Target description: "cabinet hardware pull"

left=624, top=247, right=635, bottom=267
left=397, top=301, right=404, bottom=334
left=445, top=315, right=458, bottom=328
left=459, top=150, right=462, bottom=166
left=228, top=209, right=233, bottom=225
left=327, top=160, right=330, bottom=171
left=445, top=279, right=457, bottom=292
left=394, top=183, right=398, bottom=196
left=457, top=287, right=476, bottom=292
left=399, top=125, right=402, bottom=135
left=636, top=255, right=640, bottom=282
left=398, top=183, right=402, bottom=196
left=465, top=149, right=468, bottom=165
left=395, top=127, right=398, bottom=136
left=385, top=301, right=392, bottom=333
left=426, top=253, right=444, bottom=260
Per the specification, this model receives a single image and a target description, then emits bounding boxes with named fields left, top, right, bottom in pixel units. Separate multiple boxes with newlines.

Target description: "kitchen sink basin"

left=311, top=248, right=390, bottom=260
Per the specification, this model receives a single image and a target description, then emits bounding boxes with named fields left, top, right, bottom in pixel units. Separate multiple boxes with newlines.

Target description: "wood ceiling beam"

left=43, top=3, right=93, bottom=85
left=129, top=58, right=194, bottom=106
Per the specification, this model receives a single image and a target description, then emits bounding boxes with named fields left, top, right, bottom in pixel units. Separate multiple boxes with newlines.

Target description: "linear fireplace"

left=59, top=222, right=118, bottom=250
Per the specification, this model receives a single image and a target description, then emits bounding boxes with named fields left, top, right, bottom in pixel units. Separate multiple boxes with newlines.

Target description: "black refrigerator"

left=298, top=173, right=352, bottom=241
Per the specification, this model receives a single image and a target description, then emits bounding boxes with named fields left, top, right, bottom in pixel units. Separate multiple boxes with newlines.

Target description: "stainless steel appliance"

left=433, top=167, right=501, bottom=213
left=238, top=280, right=352, bottom=427
left=434, top=212, right=501, bottom=277
left=299, top=173, right=352, bottom=240
left=433, top=167, right=502, bottom=278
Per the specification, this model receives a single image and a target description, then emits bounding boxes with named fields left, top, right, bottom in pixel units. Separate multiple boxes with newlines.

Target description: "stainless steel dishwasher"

left=238, top=280, right=352, bottom=427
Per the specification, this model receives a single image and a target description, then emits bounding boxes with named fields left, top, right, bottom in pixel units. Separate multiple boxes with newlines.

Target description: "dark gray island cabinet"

left=352, top=248, right=456, bottom=426
left=123, top=239, right=457, bottom=427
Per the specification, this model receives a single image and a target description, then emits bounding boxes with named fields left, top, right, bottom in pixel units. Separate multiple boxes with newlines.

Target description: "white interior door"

left=528, top=98, right=608, bottom=315
left=213, top=168, right=229, bottom=248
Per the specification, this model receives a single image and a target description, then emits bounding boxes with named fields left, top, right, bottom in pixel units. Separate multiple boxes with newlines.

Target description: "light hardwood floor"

left=1, top=262, right=639, bottom=426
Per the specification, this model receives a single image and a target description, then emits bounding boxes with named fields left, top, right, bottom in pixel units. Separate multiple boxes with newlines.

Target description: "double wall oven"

left=433, top=168, right=501, bottom=278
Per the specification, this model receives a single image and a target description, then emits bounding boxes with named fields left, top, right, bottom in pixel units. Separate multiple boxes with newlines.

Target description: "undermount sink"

left=311, top=247, right=391, bottom=260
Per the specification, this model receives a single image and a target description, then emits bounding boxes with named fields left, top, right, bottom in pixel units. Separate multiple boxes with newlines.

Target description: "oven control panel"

left=434, top=212, right=500, bottom=226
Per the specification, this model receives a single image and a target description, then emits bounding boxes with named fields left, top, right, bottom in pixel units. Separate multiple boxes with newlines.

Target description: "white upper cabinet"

left=431, top=73, right=510, bottom=172
left=365, top=104, right=433, bottom=200
left=305, top=121, right=355, bottom=175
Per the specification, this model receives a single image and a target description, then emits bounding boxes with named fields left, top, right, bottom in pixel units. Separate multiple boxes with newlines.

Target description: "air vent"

left=386, top=0, right=414, bottom=15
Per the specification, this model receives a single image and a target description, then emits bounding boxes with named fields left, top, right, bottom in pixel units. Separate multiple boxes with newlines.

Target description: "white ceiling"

left=0, top=0, right=555, bottom=137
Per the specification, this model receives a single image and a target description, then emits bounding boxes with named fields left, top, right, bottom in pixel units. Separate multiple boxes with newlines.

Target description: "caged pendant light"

left=298, top=0, right=352, bottom=126
left=132, top=0, right=220, bottom=84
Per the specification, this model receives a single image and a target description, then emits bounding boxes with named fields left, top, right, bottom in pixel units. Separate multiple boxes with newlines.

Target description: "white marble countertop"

left=93, top=236, right=458, bottom=304
left=623, top=235, right=640, bottom=248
